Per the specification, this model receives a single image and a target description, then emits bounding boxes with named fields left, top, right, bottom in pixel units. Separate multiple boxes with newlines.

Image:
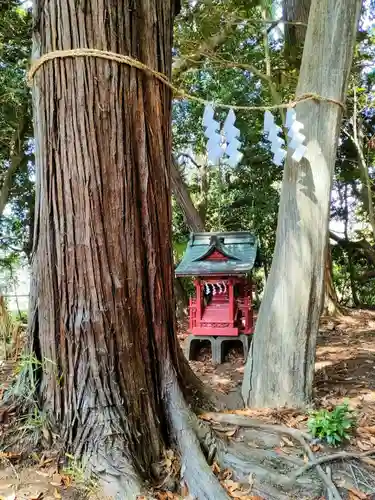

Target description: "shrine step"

left=185, top=334, right=252, bottom=364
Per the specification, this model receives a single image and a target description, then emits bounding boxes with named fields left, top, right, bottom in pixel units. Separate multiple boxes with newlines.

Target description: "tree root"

left=201, top=412, right=312, bottom=441
left=291, top=428, right=343, bottom=500
left=285, top=449, right=375, bottom=485
left=191, top=412, right=316, bottom=498
left=88, top=448, right=144, bottom=500
left=199, top=412, right=348, bottom=500
left=66, top=407, right=145, bottom=500
left=163, top=362, right=229, bottom=500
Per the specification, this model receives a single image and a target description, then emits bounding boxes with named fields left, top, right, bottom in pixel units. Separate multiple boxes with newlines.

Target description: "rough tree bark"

left=30, top=1, right=228, bottom=498
left=283, top=0, right=311, bottom=67
left=242, top=0, right=361, bottom=408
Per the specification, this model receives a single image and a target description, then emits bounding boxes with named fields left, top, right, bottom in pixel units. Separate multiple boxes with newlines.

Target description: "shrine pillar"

left=194, top=279, right=202, bottom=324
left=228, top=279, right=234, bottom=325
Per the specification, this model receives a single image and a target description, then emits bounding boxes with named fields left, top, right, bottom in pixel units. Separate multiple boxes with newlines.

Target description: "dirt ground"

left=181, top=311, right=375, bottom=405
left=181, top=310, right=375, bottom=449
left=0, top=310, right=375, bottom=499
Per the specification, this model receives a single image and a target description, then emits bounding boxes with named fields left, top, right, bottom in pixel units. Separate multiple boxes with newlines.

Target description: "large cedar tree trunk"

left=242, top=0, right=361, bottom=408
left=30, top=1, right=227, bottom=498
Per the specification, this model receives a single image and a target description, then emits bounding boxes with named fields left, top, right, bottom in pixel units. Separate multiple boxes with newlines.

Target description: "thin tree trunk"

left=345, top=87, right=375, bottom=241
left=198, top=163, right=209, bottom=227
left=343, top=185, right=360, bottom=306
left=30, top=1, right=227, bottom=498
left=242, top=0, right=361, bottom=408
left=171, top=157, right=205, bottom=232
left=0, top=111, right=29, bottom=217
left=170, top=157, right=204, bottom=321
left=347, top=250, right=360, bottom=306
left=323, top=241, right=345, bottom=316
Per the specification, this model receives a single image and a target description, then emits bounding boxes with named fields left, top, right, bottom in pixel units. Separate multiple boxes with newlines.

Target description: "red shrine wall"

left=189, top=276, right=254, bottom=336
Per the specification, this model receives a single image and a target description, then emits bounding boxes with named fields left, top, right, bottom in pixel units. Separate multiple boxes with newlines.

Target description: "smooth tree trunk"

left=30, top=1, right=227, bottom=498
left=242, top=0, right=361, bottom=408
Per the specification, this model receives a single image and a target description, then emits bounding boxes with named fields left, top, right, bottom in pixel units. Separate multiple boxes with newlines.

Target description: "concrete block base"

left=185, top=334, right=252, bottom=364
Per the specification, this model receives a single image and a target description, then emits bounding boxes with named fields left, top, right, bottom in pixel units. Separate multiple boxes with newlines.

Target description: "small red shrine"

left=175, top=232, right=258, bottom=338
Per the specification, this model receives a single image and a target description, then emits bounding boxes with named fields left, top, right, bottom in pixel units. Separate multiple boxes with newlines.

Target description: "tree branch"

left=206, top=52, right=273, bottom=84
left=172, top=15, right=238, bottom=81
left=294, top=434, right=342, bottom=500
left=204, top=51, right=284, bottom=122
left=177, top=153, right=203, bottom=170
left=329, top=231, right=375, bottom=265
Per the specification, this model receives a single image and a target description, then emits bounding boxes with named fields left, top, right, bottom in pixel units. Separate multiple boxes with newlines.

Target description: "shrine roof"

left=175, top=231, right=258, bottom=277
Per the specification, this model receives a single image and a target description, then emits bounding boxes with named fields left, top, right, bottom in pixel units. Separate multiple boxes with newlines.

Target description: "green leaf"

left=307, top=403, right=356, bottom=447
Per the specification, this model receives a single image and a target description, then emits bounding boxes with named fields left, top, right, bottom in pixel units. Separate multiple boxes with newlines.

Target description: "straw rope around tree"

left=28, top=48, right=346, bottom=112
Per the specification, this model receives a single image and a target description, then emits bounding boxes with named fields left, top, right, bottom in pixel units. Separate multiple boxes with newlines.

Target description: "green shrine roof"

left=175, top=231, right=258, bottom=277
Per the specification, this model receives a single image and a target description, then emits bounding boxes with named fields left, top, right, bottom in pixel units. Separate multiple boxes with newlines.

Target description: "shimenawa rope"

left=27, top=48, right=346, bottom=112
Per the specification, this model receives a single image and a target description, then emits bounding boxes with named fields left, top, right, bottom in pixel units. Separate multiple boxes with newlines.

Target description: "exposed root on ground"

left=163, top=362, right=229, bottom=499
left=285, top=449, right=375, bottom=485
left=87, top=445, right=144, bottom=499
left=203, top=412, right=340, bottom=497
left=198, top=412, right=375, bottom=500
left=193, top=413, right=320, bottom=498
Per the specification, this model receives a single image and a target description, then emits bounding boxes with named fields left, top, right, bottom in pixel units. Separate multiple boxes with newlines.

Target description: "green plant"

left=307, top=402, right=356, bottom=447
left=63, top=454, right=99, bottom=496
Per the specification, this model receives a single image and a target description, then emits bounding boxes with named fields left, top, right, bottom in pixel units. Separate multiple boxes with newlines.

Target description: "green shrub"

left=307, top=402, right=356, bottom=447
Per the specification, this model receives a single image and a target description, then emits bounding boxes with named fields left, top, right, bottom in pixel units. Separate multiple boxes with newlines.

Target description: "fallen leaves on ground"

left=154, top=449, right=180, bottom=490
left=7, top=487, right=46, bottom=500
left=356, top=425, right=375, bottom=452
left=347, top=487, right=371, bottom=500
left=211, top=462, right=264, bottom=499
left=154, top=492, right=180, bottom=500
left=221, top=478, right=264, bottom=500
left=0, top=464, right=74, bottom=500
left=0, top=452, right=21, bottom=462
